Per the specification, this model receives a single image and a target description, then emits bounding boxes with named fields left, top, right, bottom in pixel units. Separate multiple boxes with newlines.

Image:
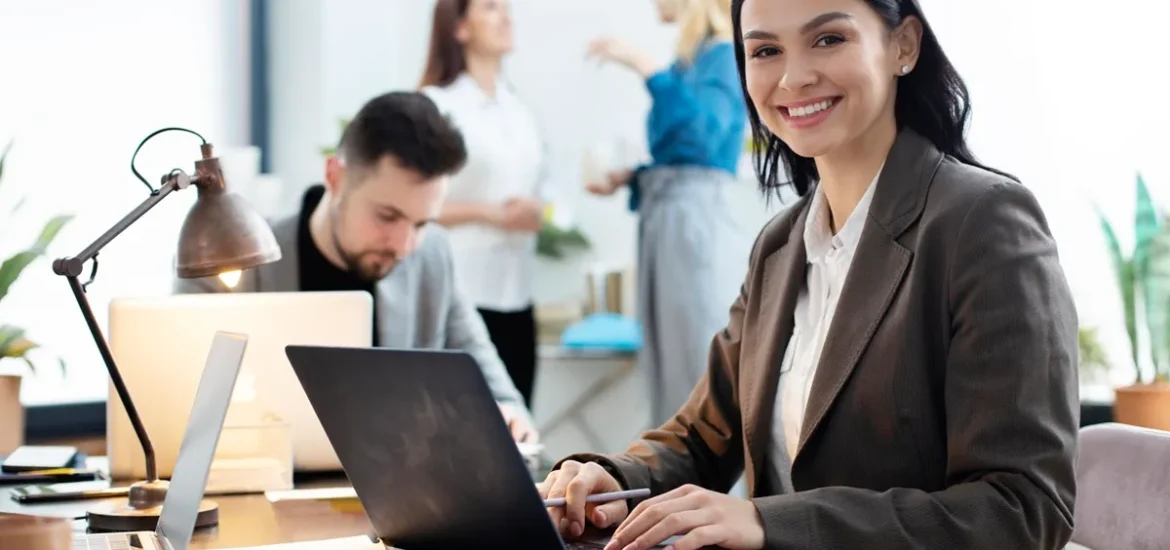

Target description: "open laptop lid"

left=155, top=331, right=248, bottom=550
left=285, top=345, right=565, bottom=550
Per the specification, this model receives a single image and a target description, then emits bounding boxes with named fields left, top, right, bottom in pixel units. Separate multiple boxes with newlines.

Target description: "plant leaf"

left=8, top=195, right=26, bottom=216
left=0, top=251, right=39, bottom=303
left=1078, top=326, right=1110, bottom=373
left=0, top=325, right=26, bottom=352
left=3, top=337, right=37, bottom=358
left=1147, top=223, right=1170, bottom=379
left=0, top=326, right=40, bottom=375
left=0, top=214, right=73, bottom=302
left=33, top=214, right=73, bottom=250
left=0, top=140, right=11, bottom=189
left=1134, top=173, right=1160, bottom=271
left=1096, top=206, right=1141, bottom=380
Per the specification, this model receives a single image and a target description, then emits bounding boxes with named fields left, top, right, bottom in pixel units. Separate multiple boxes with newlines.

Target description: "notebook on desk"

left=284, top=346, right=666, bottom=550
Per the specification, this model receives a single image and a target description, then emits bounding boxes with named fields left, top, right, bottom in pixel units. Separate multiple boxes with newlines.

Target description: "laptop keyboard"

left=566, top=541, right=608, bottom=549
left=74, top=533, right=145, bottom=550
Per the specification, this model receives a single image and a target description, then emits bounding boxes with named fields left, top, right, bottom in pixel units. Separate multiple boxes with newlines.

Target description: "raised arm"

left=751, top=182, right=1079, bottom=549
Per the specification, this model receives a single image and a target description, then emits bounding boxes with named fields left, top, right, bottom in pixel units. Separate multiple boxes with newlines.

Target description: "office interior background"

left=0, top=0, right=1167, bottom=456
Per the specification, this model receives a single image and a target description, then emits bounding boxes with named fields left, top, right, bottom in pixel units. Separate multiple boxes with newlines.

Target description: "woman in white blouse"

left=420, top=0, right=547, bottom=406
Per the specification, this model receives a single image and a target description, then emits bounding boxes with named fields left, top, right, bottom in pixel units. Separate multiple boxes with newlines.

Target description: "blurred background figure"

left=585, top=0, right=749, bottom=428
left=420, top=0, right=548, bottom=408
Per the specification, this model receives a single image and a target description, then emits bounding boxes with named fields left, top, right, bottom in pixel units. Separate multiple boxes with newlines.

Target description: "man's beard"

left=329, top=221, right=397, bottom=282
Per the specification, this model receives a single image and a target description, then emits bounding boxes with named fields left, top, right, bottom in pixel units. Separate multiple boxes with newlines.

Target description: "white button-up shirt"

left=771, top=167, right=882, bottom=474
left=422, top=73, right=548, bottom=312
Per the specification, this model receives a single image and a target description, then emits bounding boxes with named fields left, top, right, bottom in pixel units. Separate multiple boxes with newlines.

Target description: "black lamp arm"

left=51, top=171, right=193, bottom=483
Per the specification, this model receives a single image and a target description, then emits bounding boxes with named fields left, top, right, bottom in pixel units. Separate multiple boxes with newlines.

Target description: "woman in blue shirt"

left=587, top=0, right=749, bottom=428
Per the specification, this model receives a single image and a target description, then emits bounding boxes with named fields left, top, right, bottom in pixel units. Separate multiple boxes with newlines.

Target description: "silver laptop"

left=76, top=331, right=248, bottom=550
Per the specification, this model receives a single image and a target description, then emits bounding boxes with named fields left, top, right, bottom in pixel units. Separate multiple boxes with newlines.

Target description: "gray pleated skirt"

left=636, top=165, right=751, bottom=428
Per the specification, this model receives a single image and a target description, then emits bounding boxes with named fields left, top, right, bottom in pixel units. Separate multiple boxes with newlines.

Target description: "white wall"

left=0, top=1, right=251, bottom=405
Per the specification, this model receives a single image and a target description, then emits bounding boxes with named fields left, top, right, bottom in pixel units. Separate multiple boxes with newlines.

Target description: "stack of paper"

left=264, top=487, right=372, bottom=540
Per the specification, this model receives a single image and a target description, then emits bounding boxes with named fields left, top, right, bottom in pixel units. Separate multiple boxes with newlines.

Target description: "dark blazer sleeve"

left=553, top=223, right=765, bottom=503
left=751, top=181, right=1079, bottom=549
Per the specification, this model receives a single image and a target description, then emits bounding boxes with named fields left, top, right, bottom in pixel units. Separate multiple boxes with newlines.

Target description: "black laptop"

left=285, top=345, right=630, bottom=549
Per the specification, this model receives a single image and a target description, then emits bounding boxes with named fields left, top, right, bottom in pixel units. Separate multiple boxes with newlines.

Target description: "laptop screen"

left=154, top=331, right=248, bottom=550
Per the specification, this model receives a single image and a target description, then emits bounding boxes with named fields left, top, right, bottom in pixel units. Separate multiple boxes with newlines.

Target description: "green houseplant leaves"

left=0, top=141, right=72, bottom=376
left=1097, top=173, right=1170, bottom=384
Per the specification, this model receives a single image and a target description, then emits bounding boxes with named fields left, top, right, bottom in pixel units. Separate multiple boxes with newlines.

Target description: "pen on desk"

left=542, top=488, right=650, bottom=508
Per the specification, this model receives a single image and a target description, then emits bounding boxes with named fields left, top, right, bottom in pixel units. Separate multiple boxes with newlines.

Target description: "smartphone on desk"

left=10, top=480, right=130, bottom=504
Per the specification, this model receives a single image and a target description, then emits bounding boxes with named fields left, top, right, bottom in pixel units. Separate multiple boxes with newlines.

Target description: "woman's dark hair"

left=419, top=0, right=471, bottom=89
left=731, top=0, right=980, bottom=198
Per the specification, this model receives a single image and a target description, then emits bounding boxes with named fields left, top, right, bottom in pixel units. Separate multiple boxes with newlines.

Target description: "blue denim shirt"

left=628, top=40, right=747, bottom=211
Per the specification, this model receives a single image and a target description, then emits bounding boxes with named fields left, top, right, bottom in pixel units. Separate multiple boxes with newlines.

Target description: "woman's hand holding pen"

left=539, top=460, right=629, bottom=538
left=540, top=460, right=766, bottom=550
left=587, top=36, right=658, bottom=78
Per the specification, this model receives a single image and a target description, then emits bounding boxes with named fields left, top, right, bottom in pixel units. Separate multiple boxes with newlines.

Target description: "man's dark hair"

left=337, top=91, right=467, bottom=179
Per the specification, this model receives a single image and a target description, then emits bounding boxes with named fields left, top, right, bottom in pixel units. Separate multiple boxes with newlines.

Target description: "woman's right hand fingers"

left=541, top=461, right=579, bottom=533
left=543, top=461, right=625, bottom=538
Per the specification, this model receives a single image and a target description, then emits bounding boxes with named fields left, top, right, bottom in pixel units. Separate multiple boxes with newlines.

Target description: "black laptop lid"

left=284, top=345, right=565, bottom=550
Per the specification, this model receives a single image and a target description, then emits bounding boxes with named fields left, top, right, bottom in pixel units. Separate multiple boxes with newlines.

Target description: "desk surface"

left=1, top=474, right=370, bottom=549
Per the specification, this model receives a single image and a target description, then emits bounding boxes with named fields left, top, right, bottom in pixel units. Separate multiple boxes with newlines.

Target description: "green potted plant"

left=536, top=203, right=590, bottom=260
left=1078, top=326, right=1110, bottom=385
left=0, top=140, right=72, bottom=452
left=319, top=117, right=350, bottom=158
left=1097, top=173, right=1170, bottom=430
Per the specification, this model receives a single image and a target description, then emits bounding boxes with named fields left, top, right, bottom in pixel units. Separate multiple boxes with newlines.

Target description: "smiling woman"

left=738, top=0, right=983, bottom=199
left=538, top=0, right=1080, bottom=549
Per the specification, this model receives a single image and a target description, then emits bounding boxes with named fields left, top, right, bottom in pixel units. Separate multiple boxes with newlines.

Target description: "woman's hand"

left=499, top=403, right=539, bottom=443
left=491, top=197, right=544, bottom=232
left=586, top=169, right=632, bottom=197
left=604, top=484, right=765, bottom=550
left=587, top=36, right=658, bottom=77
left=538, top=460, right=628, bottom=539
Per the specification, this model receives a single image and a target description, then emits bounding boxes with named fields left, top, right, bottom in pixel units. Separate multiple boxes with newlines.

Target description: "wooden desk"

left=0, top=473, right=371, bottom=549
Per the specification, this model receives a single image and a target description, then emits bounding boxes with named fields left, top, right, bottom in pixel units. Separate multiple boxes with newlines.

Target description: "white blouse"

left=422, top=74, right=548, bottom=312
left=770, top=167, right=882, bottom=480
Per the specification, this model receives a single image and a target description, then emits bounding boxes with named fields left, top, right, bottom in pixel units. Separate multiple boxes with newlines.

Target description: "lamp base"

left=84, top=479, right=218, bottom=532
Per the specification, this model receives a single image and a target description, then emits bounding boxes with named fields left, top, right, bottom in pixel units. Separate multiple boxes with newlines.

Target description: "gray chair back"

left=1070, top=422, right=1170, bottom=550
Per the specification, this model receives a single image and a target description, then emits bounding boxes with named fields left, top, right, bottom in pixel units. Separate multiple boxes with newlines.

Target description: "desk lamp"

left=50, top=127, right=281, bottom=532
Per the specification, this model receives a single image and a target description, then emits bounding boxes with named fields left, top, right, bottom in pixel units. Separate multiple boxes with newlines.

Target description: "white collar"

left=803, top=164, right=883, bottom=263
left=451, top=72, right=510, bottom=107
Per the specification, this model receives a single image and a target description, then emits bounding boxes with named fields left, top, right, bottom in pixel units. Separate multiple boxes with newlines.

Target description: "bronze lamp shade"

left=175, top=142, right=281, bottom=278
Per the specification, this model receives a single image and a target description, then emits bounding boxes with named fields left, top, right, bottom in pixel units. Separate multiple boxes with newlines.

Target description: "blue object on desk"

left=560, top=313, right=642, bottom=351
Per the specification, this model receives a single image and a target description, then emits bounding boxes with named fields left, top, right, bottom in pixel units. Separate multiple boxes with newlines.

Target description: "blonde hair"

left=674, top=0, right=733, bottom=64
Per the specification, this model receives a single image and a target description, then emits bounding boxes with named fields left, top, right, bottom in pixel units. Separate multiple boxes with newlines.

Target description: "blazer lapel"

left=796, top=128, right=942, bottom=457
left=743, top=203, right=809, bottom=496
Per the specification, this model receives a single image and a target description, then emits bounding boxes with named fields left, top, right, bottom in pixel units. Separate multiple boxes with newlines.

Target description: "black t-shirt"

left=297, top=185, right=379, bottom=345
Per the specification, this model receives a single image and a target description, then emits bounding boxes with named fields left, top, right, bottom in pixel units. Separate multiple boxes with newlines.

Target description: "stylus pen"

left=543, top=488, right=651, bottom=508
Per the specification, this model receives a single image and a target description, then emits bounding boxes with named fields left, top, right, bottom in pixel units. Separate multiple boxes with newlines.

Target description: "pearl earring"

left=900, top=64, right=911, bottom=75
